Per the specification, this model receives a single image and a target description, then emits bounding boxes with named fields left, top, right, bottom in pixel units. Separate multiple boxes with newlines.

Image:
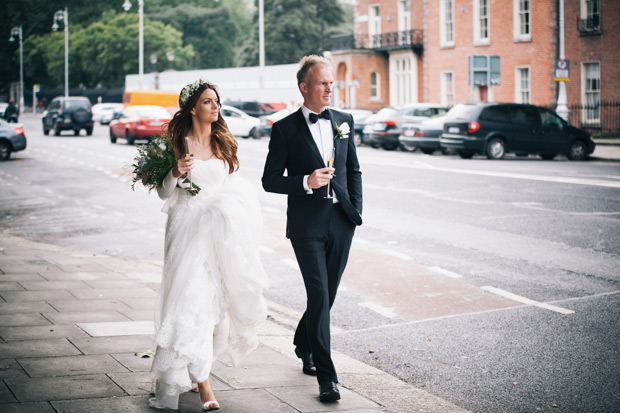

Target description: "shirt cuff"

left=303, top=175, right=313, bottom=194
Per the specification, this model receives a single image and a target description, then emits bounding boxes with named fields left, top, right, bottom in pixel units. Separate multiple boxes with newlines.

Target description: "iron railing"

left=559, top=101, right=620, bottom=134
left=331, top=29, right=423, bottom=52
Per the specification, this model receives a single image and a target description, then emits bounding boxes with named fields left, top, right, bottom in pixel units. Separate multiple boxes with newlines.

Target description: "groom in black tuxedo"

left=262, top=55, right=363, bottom=402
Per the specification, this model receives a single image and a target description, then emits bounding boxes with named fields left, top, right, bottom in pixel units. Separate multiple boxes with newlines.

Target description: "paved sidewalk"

left=0, top=234, right=468, bottom=413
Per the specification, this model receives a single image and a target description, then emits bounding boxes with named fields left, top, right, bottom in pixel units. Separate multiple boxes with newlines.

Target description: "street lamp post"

left=122, top=0, right=144, bottom=89
left=9, top=26, right=24, bottom=115
left=556, top=0, right=569, bottom=120
left=52, top=8, right=69, bottom=98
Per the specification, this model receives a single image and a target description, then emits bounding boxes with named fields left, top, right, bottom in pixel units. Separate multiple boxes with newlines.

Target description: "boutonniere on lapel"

left=335, top=122, right=350, bottom=140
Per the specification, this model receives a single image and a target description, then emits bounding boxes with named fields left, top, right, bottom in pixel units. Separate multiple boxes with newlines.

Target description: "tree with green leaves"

left=22, top=12, right=194, bottom=89
left=238, top=0, right=351, bottom=67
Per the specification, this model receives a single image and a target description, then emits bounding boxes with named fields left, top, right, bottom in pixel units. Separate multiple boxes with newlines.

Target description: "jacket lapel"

left=295, top=109, right=326, bottom=166
left=328, top=109, right=341, bottom=162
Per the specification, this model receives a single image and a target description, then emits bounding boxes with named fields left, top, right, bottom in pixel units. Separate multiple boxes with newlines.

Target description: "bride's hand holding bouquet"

left=131, top=134, right=201, bottom=196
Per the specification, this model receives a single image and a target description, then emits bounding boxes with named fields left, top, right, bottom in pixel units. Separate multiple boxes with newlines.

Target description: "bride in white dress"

left=149, top=79, right=268, bottom=411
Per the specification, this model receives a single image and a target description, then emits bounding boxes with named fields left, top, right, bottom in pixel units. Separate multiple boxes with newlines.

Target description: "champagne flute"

left=324, top=157, right=334, bottom=199
left=184, top=137, right=194, bottom=189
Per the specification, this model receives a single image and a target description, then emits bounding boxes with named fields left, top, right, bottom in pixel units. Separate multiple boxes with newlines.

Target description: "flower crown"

left=179, top=77, right=215, bottom=108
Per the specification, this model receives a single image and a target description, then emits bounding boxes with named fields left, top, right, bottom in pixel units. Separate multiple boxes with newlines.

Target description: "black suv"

left=440, top=103, right=595, bottom=160
left=223, top=101, right=276, bottom=118
left=43, top=96, right=94, bottom=136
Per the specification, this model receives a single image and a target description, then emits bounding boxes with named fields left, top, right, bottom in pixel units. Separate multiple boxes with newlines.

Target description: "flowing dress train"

left=150, top=159, right=268, bottom=409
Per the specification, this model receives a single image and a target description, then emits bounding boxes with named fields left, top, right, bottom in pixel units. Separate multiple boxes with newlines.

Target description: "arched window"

left=370, top=72, right=380, bottom=100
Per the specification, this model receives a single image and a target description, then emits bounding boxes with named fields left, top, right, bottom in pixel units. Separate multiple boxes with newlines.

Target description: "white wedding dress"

left=150, top=159, right=268, bottom=410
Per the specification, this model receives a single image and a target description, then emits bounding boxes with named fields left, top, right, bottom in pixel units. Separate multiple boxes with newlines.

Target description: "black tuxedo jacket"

left=262, top=108, right=363, bottom=239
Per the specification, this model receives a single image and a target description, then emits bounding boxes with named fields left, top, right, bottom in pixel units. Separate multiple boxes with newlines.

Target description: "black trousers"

left=291, top=203, right=355, bottom=384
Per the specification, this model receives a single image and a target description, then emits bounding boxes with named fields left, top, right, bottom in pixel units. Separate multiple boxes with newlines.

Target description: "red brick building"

left=331, top=0, right=619, bottom=129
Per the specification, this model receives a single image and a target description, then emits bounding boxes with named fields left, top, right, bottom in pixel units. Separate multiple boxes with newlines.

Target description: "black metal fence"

left=331, top=30, right=424, bottom=52
left=563, top=101, right=620, bottom=134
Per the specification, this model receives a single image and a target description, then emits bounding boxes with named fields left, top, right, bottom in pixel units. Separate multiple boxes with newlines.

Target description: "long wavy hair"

left=166, top=83, right=239, bottom=174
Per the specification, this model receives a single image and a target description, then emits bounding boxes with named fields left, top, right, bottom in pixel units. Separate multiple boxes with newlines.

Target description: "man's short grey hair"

left=297, top=55, right=332, bottom=85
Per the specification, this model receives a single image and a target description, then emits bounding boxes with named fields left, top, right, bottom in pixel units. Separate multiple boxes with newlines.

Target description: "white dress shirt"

left=301, top=105, right=337, bottom=202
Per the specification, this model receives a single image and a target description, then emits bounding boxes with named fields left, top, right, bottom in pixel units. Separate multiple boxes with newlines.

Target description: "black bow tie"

left=309, top=110, right=330, bottom=123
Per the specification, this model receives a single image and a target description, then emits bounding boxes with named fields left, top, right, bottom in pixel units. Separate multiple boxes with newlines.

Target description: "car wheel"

left=567, top=140, right=587, bottom=161
left=86, top=127, right=93, bottom=136
left=74, top=129, right=81, bottom=136
left=420, top=148, right=435, bottom=155
left=54, top=121, right=62, bottom=136
left=458, top=150, right=474, bottom=159
left=354, top=132, right=362, bottom=146
left=0, top=140, right=11, bottom=161
left=381, top=143, right=398, bottom=151
left=485, top=138, right=506, bottom=159
left=126, top=130, right=135, bottom=145
left=109, top=128, right=117, bottom=144
left=249, top=127, right=260, bottom=139
left=540, top=154, right=556, bottom=160
left=43, top=126, right=49, bottom=136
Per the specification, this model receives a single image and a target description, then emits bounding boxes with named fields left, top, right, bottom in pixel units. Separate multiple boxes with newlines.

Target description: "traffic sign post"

left=554, top=59, right=570, bottom=82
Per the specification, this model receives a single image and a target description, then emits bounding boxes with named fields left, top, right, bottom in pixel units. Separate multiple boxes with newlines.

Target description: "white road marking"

left=427, top=266, right=463, bottom=278
left=380, top=249, right=413, bottom=261
left=364, top=158, right=620, bottom=189
left=480, top=286, right=575, bottom=315
left=358, top=301, right=398, bottom=319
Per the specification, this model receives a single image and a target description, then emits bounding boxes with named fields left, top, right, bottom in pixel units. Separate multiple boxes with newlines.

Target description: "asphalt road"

left=1, top=115, right=619, bottom=412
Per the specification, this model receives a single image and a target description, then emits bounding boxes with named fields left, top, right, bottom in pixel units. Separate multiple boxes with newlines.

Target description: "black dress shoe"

left=319, top=381, right=341, bottom=402
left=294, top=347, right=317, bottom=376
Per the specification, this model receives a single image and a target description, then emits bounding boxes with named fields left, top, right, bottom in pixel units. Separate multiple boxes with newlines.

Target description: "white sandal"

left=190, top=381, right=199, bottom=393
left=201, top=400, right=220, bottom=411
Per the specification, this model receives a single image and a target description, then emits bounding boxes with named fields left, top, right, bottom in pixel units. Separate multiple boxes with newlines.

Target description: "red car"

left=109, top=105, right=171, bottom=145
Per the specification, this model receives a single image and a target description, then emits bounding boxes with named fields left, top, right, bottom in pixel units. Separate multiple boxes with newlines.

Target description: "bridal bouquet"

left=131, top=134, right=201, bottom=196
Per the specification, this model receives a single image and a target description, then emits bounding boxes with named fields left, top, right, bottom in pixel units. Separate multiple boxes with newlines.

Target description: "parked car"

left=220, top=105, right=261, bottom=139
left=440, top=102, right=596, bottom=160
left=400, top=115, right=450, bottom=154
left=109, top=105, right=171, bottom=145
left=0, top=119, right=26, bottom=161
left=42, top=96, right=94, bottom=136
left=223, top=100, right=277, bottom=118
left=92, top=103, right=124, bottom=125
left=342, top=109, right=373, bottom=146
left=366, top=103, right=449, bottom=150
left=259, top=107, right=297, bottom=137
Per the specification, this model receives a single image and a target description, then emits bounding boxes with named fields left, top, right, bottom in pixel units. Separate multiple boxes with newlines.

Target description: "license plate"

left=150, top=121, right=164, bottom=126
left=448, top=126, right=459, bottom=133
left=404, top=129, right=415, bottom=137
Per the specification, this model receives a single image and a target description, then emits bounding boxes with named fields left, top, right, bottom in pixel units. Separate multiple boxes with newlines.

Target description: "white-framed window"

left=370, top=72, right=380, bottom=100
left=440, top=0, right=454, bottom=48
left=474, top=0, right=490, bottom=45
left=582, top=62, right=601, bottom=122
left=513, top=0, right=531, bottom=42
left=369, top=5, right=381, bottom=47
left=440, top=71, right=454, bottom=107
left=580, top=0, right=601, bottom=31
left=514, top=66, right=530, bottom=104
left=389, top=51, right=417, bottom=106
left=398, top=0, right=411, bottom=32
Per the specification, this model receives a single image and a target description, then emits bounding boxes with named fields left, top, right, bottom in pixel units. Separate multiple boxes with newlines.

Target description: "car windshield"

left=65, top=100, right=90, bottom=109
left=444, top=104, right=479, bottom=121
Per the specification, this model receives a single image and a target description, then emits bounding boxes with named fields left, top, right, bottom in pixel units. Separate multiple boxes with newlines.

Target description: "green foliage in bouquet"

left=131, top=134, right=201, bottom=196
